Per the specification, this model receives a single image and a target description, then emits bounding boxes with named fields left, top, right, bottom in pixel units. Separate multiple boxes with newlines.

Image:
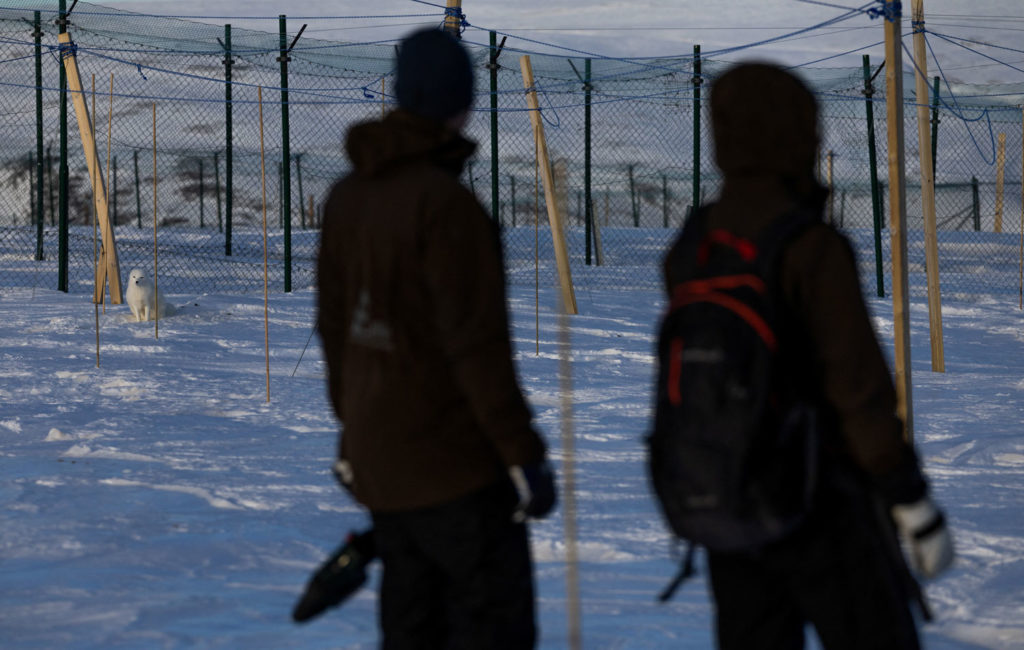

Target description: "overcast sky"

left=96, top=0, right=1024, bottom=83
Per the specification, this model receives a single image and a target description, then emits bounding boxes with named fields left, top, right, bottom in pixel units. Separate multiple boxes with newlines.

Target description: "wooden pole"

left=443, top=0, right=462, bottom=38
left=995, top=132, right=1006, bottom=233
left=520, top=54, right=578, bottom=314
left=152, top=103, right=159, bottom=340
left=883, top=0, right=914, bottom=440
left=58, top=32, right=122, bottom=304
left=911, top=0, right=944, bottom=372
left=259, top=87, right=271, bottom=403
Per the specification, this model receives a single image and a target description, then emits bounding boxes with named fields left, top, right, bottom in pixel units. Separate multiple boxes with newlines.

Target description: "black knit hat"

left=394, top=28, right=474, bottom=122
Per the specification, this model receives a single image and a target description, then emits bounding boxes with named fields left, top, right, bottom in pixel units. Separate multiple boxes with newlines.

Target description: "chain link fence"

left=0, top=1, right=1022, bottom=303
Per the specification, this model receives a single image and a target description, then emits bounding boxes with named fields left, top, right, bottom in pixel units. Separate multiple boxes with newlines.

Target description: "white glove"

left=891, top=496, right=954, bottom=579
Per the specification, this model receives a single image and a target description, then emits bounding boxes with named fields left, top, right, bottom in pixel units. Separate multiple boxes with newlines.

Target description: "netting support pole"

left=223, top=24, right=233, bottom=256
left=279, top=15, right=294, bottom=292
left=883, top=0, right=914, bottom=441
left=47, top=144, right=55, bottom=227
left=692, top=44, right=702, bottom=213
left=912, top=0, right=945, bottom=373
left=862, top=54, right=885, bottom=298
left=584, top=58, right=592, bottom=264
left=34, top=10, right=44, bottom=261
left=58, top=0, right=69, bottom=292
left=489, top=31, right=500, bottom=225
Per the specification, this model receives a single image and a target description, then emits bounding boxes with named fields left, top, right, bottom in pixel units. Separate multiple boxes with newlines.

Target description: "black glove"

left=292, top=529, right=375, bottom=623
left=509, top=460, right=557, bottom=522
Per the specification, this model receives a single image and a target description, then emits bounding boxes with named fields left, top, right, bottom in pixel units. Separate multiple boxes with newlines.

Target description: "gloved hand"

left=509, top=460, right=557, bottom=522
left=891, top=496, right=954, bottom=579
left=331, top=459, right=355, bottom=494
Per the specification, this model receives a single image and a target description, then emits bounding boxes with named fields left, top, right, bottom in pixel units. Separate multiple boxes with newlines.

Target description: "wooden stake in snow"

left=521, top=54, right=578, bottom=315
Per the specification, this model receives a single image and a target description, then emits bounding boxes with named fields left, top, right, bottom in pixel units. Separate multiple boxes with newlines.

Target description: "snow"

left=2, top=233, right=1024, bottom=648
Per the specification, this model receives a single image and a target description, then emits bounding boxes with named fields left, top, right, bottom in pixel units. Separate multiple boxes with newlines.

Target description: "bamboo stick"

left=259, top=86, right=270, bottom=403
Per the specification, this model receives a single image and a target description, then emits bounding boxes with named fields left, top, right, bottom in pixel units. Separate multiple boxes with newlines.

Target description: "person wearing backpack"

left=316, top=28, right=556, bottom=649
left=650, top=62, right=953, bottom=649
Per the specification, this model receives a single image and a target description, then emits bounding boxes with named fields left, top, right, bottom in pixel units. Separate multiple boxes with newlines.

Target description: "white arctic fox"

left=124, top=268, right=171, bottom=322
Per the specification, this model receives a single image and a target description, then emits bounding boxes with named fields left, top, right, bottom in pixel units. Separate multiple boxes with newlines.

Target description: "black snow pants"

left=706, top=474, right=922, bottom=650
left=371, top=479, right=536, bottom=650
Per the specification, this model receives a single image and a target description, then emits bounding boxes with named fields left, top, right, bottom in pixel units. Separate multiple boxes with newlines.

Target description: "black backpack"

left=648, top=206, right=820, bottom=594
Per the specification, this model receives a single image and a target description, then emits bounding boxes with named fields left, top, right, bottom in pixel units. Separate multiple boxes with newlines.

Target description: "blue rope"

left=866, top=1, right=901, bottom=22
left=901, top=38, right=996, bottom=165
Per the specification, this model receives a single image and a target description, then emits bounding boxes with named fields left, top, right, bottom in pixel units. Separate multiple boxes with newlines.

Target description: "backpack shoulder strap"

left=752, top=207, right=820, bottom=284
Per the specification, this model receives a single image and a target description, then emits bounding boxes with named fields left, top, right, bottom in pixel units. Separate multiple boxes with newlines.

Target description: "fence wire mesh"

left=1, top=1, right=1023, bottom=303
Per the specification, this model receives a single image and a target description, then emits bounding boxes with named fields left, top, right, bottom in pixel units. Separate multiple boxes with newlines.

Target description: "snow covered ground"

left=2, top=239, right=1024, bottom=648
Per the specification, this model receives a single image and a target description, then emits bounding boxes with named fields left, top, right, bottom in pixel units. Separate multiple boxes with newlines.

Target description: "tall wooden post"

left=911, top=0, right=944, bottom=372
left=58, top=32, right=123, bottom=304
left=520, top=55, right=577, bottom=315
left=443, top=0, right=463, bottom=38
left=884, top=0, right=914, bottom=439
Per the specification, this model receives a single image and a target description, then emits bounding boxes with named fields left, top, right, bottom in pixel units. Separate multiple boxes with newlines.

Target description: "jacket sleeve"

left=420, top=187, right=547, bottom=468
left=782, top=225, right=927, bottom=504
left=316, top=184, right=348, bottom=424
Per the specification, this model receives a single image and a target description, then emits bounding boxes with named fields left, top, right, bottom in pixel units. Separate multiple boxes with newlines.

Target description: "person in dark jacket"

left=316, top=27, right=556, bottom=649
left=662, top=62, right=954, bottom=650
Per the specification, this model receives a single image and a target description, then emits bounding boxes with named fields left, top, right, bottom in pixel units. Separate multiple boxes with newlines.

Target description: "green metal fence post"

left=489, top=31, right=500, bottom=224
left=279, top=15, right=293, bottom=292
left=57, top=0, right=69, bottom=292
left=34, top=10, right=44, bottom=260
left=214, top=151, right=222, bottom=233
left=930, top=75, right=940, bottom=181
left=223, top=24, right=233, bottom=256
left=863, top=54, right=885, bottom=297
left=692, top=44, right=702, bottom=213
left=47, top=144, right=55, bottom=226
left=198, top=158, right=204, bottom=228
left=584, top=58, right=592, bottom=264
left=133, top=149, right=141, bottom=228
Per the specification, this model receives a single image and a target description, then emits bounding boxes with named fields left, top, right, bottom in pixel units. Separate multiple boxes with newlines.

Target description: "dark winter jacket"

left=663, top=63, right=926, bottom=505
left=317, top=110, right=547, bottom=513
